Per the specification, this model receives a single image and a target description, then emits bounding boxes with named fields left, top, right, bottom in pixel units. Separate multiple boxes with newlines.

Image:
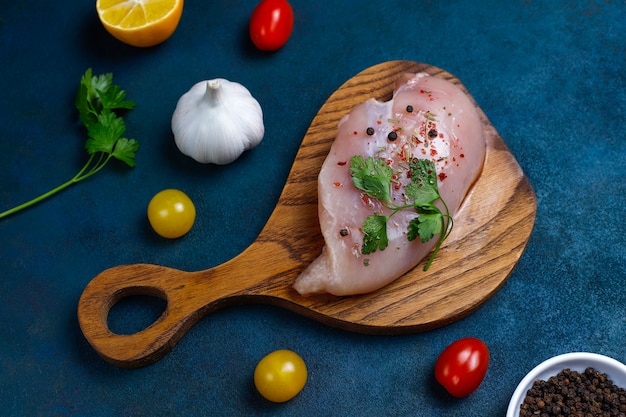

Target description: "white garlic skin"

left=171, top=78, right=264, bottom=165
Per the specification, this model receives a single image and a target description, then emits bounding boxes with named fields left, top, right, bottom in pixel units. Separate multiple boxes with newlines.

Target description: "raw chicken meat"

left=293, top=72, right=486, bottom=296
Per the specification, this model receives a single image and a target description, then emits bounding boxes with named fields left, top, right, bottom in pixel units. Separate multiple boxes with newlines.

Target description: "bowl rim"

left=506, top=352, right=626, bottom=417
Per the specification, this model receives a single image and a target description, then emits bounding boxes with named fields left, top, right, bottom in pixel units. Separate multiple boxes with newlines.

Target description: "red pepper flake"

left=333, top=181, right=342, bottom=187
left=353, top=131, right=358, bottom=135
left=460, top=153, right=465, bottom=158
left=337, top=161, right=347, bottom=166
left=438, top=172, right=447, bottom=181
left=430, top=148, right=438, bottom=157
left=376, top=120, right=383, bottom=125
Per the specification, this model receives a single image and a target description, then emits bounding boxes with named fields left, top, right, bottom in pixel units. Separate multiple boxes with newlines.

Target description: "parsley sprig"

left=349, top=155, right=453, bottom=271
left=0, top=69, right=139, bottom=219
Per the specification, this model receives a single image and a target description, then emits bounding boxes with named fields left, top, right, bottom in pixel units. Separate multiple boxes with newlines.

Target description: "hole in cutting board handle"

left=104, top=285, right=168, bottom=336
left=107, top=293, right=168, bottom=335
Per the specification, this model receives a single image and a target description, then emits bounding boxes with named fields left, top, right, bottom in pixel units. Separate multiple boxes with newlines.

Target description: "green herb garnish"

left=349, top=155, right=453, bottom=271
left=0, top=69, right=139, bottom=219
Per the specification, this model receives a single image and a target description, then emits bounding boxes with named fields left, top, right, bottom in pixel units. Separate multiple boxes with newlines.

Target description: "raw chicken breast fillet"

left=294, top=72, right=485, bottom=296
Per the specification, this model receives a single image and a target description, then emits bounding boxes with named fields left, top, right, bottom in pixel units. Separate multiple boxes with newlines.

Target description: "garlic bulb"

left=171, top=78, right=264, bottom=165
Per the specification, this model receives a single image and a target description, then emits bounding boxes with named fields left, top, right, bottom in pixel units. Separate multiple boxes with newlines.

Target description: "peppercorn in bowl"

left=506, top=352, right=626, bottom=417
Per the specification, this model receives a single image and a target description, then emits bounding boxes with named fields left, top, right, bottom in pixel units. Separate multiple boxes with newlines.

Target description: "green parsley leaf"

left=0, top=69, right=139, bottom=219
left=361, top=214, right=390, bottom=254
left=405, top=182, right=440, bottom=205
left=408, top=159, right=438, bottom=189
left=407, top=212, right=443, bottom=243
left=89, top=71, right=113, bottom=100
left=85, top=111, right=126, bottom=154
left=112, top=138, right=140, bottom=167
left=75, top=82, right=98, bottom=128
left=75, top=69, right=136, bottom=128
left=350, top=155, right=393, bottom=203
left=98, top=84, right=137, bottom=111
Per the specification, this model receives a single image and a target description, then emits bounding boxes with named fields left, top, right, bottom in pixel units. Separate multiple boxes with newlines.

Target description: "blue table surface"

left=1, top=1, right=624, bottom=416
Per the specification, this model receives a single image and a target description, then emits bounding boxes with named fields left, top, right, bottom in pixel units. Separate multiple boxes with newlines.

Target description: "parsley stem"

left=422, top=217, right=452, bottom=271
left=0, top=175, right=80, bottom=220
left=423, top=198, right=453, bottom=271
left=74, top=152, right=96, bottom=179
left=0, top=153, right=112, bottom=220
left=77, top=152, right=111, bottom=181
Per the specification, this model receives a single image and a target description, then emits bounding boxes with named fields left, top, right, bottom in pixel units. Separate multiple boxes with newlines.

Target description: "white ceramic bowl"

left=506, top=352, right=626, bottom=417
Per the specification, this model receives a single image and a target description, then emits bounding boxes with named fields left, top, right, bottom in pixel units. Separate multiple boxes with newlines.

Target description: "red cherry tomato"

left=249, top=0, right=294, bottom=51
left=434, top=337, right=490, bottom=398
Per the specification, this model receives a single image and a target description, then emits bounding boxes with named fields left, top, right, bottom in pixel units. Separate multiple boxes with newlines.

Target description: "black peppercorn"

left=428, top=129, right=438, bottom=138
left=406, top=105, right=413, bottom=113
left=366, top=127, right=375, bottom=136
left=339, top=228, right=349, bottom=237
left=387, top=131, right=398, bottom=141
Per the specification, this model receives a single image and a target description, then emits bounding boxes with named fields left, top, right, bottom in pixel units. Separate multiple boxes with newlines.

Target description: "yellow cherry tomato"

left=147, top=189, right=196, bottom=239
left=254, top=350, right=307, bottom=402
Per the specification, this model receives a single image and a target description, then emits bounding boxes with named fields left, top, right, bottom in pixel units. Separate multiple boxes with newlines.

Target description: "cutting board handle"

left=77, top=263, right=221, bottom=368
left=77, top=235, right=308, bottom=368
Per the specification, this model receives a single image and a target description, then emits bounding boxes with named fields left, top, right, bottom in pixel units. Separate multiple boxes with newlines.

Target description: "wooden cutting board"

left=78, top=61, right=536, bottom=368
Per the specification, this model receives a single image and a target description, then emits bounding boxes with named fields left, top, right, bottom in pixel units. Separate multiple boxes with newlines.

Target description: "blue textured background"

left=1, top=1, right=624, bottom=416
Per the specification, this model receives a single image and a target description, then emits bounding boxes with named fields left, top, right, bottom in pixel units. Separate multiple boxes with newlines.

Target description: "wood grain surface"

left=77, top=61, right=537, bottom=368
